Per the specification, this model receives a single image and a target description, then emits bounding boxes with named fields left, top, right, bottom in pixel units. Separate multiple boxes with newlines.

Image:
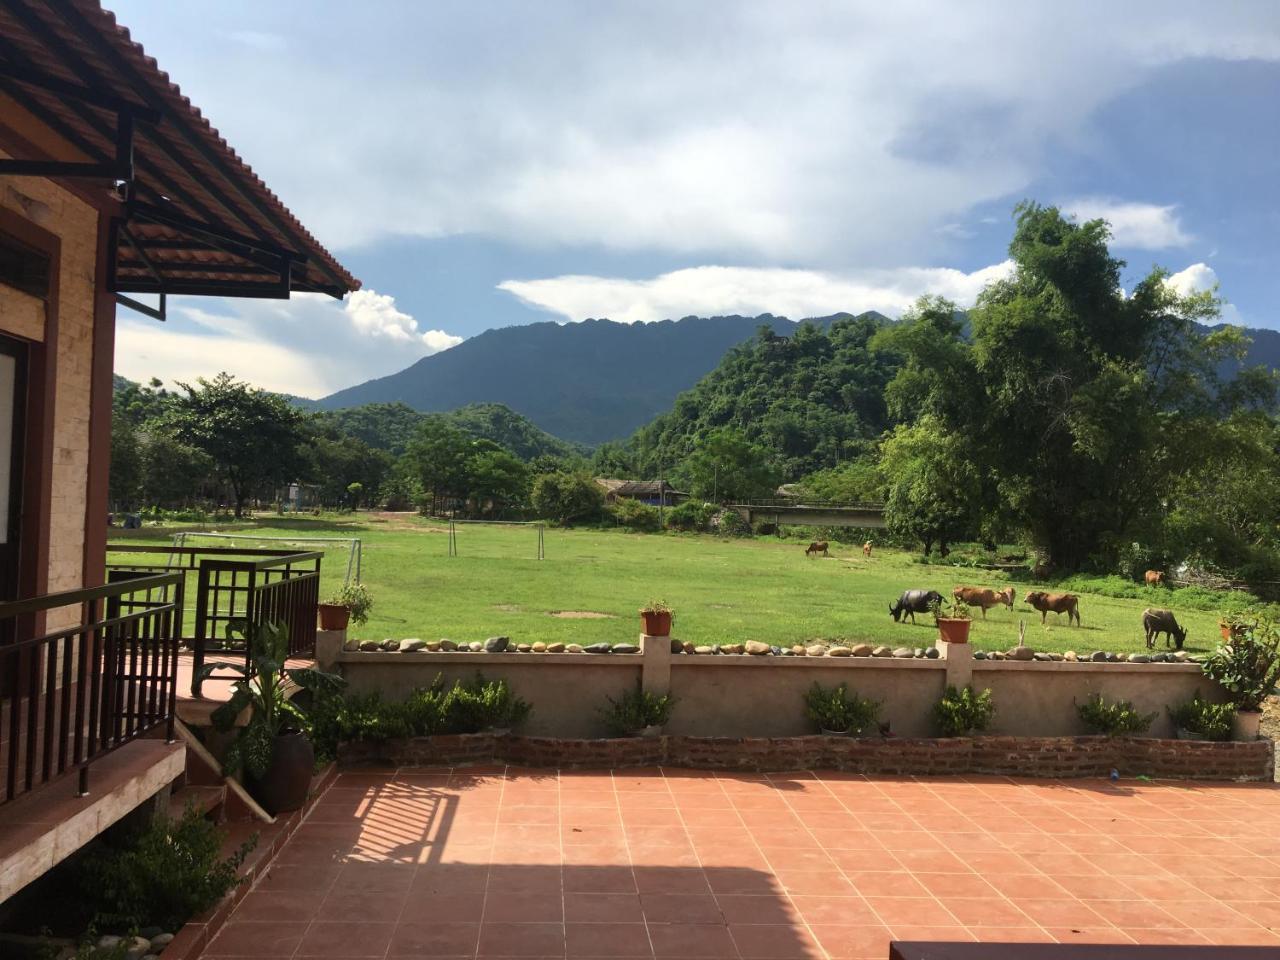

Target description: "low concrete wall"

left=335, top=636, right=1233, bottom=741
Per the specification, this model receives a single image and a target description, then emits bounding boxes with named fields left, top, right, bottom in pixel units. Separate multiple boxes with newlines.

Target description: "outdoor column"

left=937, top=639, right=973, bottom=689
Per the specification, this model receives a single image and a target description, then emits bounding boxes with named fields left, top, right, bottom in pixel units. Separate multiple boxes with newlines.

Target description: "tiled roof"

left=0, top=0, right=359, bottom=299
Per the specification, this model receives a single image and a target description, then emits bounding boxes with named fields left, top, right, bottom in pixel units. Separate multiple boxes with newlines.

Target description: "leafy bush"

left=328, top=674, right=531, bottom=744
left=1075, top=693, right=1157, bottom=736
left=933, top=685, right=995, bottom=736
left=599, top=685, right=677, bottom=736
left=77, top=804, right=256, bottom=931
left=442, top=673, right=533, bottom=732
left=804, top=682, right=880, bottom=734
left=324, top=581, right=374, bottom=625
left=1202, top=621, right=1280, bottom=710
left=1045, top=573, right=1266, bottom=616
left=664, top=500, right=718, bottom=532
left=609, top=498, right=662, bottom=532
left=708, top=508, right=751, bottom=537
left=1168, top=694, right=1234, bottom=741
left=531, top=472, right=604, bottom=525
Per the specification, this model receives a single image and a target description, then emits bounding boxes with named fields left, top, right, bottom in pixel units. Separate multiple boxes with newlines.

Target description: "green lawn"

left=109, top=514, right=1235, bottom=657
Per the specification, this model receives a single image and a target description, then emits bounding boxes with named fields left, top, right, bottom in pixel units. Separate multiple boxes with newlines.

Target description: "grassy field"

left=109, top=513, right=1245, bottom=657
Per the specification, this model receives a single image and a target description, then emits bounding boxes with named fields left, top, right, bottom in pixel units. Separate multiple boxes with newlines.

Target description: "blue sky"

left=107, top=1, right=1280, bottom=398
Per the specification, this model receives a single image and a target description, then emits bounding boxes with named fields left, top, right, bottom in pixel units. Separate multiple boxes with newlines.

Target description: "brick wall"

left=0, top=166, right=100, bottom=616
left=338, top=732, right=1275, bottom=781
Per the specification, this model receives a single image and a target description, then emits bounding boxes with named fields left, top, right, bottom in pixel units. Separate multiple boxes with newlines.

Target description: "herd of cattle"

left=887, top=586, right=1187, bottom=650
left=806, top=542, right=1192, bottom=651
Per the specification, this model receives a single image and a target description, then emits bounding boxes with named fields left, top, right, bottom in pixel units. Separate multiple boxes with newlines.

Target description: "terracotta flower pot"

left=640, top=610, right=672, bottom=636
left=249, top=729, right=315, bottom=815
left=936, top=618, right=971, bottom=644
left=819, top=727, right=850, bottom=737
left=318, top=603, right=351, bottom=631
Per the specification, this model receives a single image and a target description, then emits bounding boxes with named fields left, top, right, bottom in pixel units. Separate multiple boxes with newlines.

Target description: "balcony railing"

left=107, top=546, right=322, bottom=696
left=0, top=573, right=183, bottom=805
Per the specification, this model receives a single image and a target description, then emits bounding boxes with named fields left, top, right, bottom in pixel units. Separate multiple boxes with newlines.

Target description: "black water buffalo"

left=890, top=589, right=944, bottom=624
left=1142, top=608, right=1187, bottom=650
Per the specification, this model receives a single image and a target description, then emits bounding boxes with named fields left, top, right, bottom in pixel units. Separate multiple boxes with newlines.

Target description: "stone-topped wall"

left=338, top=731, right=1275, bottom=781
left=335, top=636, right=1231, bottom=740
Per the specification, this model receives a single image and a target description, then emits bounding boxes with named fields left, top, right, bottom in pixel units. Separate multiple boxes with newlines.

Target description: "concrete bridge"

left=728, top=499, right=887, bottom=528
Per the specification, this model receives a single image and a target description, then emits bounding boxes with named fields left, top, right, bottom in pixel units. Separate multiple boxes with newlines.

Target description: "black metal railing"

left=107, top=545, right=323, bottom=696
left=0, top=573, right=183, bottom=805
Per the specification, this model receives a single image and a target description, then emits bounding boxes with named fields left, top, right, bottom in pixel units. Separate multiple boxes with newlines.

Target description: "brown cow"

left=952, top=585, right=1015, bottom=618
left=805, top=541, right=829, bottom=557
left=1023, top=590, right=1081, bottom=626
left=863, top=540, right=873, bottom=558
left=1144, top=570, right=1164, bottom=586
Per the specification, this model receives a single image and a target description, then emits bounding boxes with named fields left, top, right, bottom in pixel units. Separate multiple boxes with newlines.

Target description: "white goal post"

left=171, top=531, right=363, bottom=585
left=447, top=519, right=545, bottom=560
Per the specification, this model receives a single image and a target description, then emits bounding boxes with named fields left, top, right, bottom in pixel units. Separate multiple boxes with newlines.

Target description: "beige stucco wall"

left=338, top=647, right=1228, bottom=741
left=0, top=167, right=101, bottom=608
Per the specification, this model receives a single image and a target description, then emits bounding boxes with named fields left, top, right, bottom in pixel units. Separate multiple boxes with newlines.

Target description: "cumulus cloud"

left=499, top=262, right=1015, bottom=324
left=1064, top=198, right=1193, bottom=249
left=114, top=288, right=461, bottom=398
left=345, top=289, right=463, bottom=351
left=114, top=0, right=1280, bottom=265
left=1164, top=262, right=1242, bottom=323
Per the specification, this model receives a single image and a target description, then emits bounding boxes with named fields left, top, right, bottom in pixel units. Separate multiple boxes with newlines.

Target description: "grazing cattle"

left=1142, top=608, right=1186, bottom=650
left=1023, top=590, right=1081, bottom=626
left=890, top=589, right=944, bottom=624
left=805, top=541, right=829, bottom=557
left=863, top=541, right=873, bottom=558
left=1144, top=570, right=1164, bottom=586
left=952, top=586, right=1015, bottom=619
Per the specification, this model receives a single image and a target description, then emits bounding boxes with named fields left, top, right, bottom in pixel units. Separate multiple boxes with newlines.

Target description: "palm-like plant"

left=200, top=620, right=346, bottom=778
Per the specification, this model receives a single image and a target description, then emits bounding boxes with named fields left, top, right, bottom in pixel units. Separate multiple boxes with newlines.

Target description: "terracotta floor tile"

left=888, top=850, right=973, bottom=874
left=564, top=866, right=637, bottom=893
left=412, top=863, right=489, bottom=894
left=565, top=893, right=645, bottom=923
left=640, top=893, right=724, bottom=924
left=485, top=891, right=566, bottom=923
left=1044, top=926, right=1136, bottom=944
left=1195, top=927, right=1280, bottom=945
left=318, top=888, right=409, bottom=922
left=840, top=871, right=929, bottom=899
left=564, top=922, right=652, bottom=957
left=806, top=923, right=893, bottom=959
left=489, top=864, right=562, bottom=891
left=1160, top=898, right=1256, bottom=926
left=771, top=869, right=855, bottom=896
left=407, top=892, right=487, bottom=922
left=632, top=867, right=711, bottom=894
left=295, top=921, right=396, bottom=957
left=790, top=895, right=878, bottom=926
left=204, top=920, right=309, bottom=957
left=1083, top=898, right=1185, bottom=929
left=714, top=895, right=803, bottom=925
left=862, top=896, right=949, bottom=926
left=984, top=873, right=1070, bottom=899
left=477, top=922, right=567, bottom=956
left=941, top=896, right=1034, bottom=927
left=231, top=889, right=322, bottom=923
left=1017, top=898, right=1111, bottom=928
left=911, top=872, right=997, bottom=899
left=729, top=923, right=823, bottom=958
left=888, top=925, right=977, bottom=942
left=647, top=923, right=738, bottom=957
left=965, top=926, right=1055, bottom=942
left=1125, top=927, right=1210, bottom=945
left=387, top=921, right=481, bottom=956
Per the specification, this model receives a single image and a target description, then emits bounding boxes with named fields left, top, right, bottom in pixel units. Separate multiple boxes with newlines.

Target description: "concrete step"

left=169, top=783, right=226, bottom=822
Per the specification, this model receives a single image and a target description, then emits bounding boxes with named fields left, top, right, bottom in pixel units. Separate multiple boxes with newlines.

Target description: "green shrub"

left=77, top=805, right=256, bottom=931
left=1168, top=694, right=1234, bottom=741
left=664, top=500, right=718, bottom=532
left=442, top=673, right=533, bottom=732
left=708, top=508, right=751, bottom=537
left=331, top=674, right=531, bottom=743
left=609, top=498, right=662, bottom=532
left=531, top=472, right=604, bottom=525
left=803, top=682, right=881, bottom=734
left=1202, top=621, right=1280, bottom=710
left=599, top=685, right=677, bottom=736
left=1075, top=693, right=1157, bottom=735
left=324, top=581, right=374, bottom=625
left=933, top=685, right=995, bottom=736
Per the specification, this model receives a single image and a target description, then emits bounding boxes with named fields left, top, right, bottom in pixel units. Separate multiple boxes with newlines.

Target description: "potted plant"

left=1202, top=620, right=1280, bottom=741
left=600, top=685, right=677, bottom=737
left=319, top=581, right=373, bottom=631
left=933, top=597, right=972, bottom=644
left=933, top=685, right=995, bottom=737
left=804, top=681, right=881, bottom=736
left=201, top=619, right=346, bottom=814
left=1168, top=693, right=1234, bottom=741
left=639, top=599, right=673, bottom=637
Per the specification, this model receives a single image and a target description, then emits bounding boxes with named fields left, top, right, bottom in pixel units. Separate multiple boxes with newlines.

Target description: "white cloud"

left=499, top=262, right=1014, bottom=324
left=113, top=288, right=461, bottom=398
left=112, top=1, right=1280, bottom=265
left=345, top=289, right=463, bottom=351
left=1164, top=262, right=1242, bottom=323
left=1063, top=198, right=1192, bottom=249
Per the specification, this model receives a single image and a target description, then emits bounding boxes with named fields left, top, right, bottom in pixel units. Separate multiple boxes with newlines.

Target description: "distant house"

left=596, top=478, right=689, bottom=507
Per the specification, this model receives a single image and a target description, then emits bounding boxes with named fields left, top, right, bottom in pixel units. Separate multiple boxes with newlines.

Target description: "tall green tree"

left=880, top=418, right=984, bottom=556
left=165, top=373, right=306, bottom=517
left=681, top=428, right=781, bottom=502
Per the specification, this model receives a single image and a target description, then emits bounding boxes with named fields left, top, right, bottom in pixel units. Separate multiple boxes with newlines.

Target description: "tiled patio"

left=202, top=767, right=1280, bottom=958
